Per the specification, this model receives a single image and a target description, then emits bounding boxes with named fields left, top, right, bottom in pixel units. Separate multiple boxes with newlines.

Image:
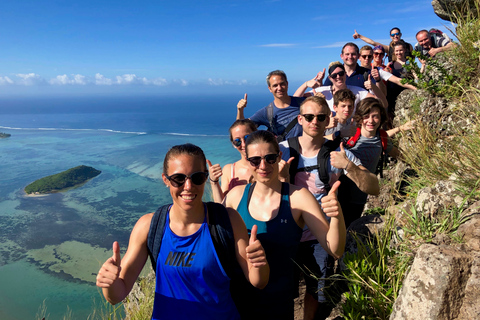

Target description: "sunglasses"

left=232, top=134, right=250, bottom=147
left=330, top=70, right=345, bottom=79
left=361, top=54, right=373, bottom=59
left=165, top=171, right=209, bottom=187
left=391, top=32, right=401, bottom=37
left=247, top=153, right=279, bottom=167
left=302, top=113, right=327, bottom=123
left=373, top=52, right=384, bottom=56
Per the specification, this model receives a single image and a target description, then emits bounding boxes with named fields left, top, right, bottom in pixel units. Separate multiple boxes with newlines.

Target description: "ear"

left=297, top=113, right=303, bottom=124
left=162, top=173, right=169, bottom=187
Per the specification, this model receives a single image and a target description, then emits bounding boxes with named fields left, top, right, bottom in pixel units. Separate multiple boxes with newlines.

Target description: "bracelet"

left=209, top=177, right=219, bottom=183
left=344, top=160, right=350, bottom=171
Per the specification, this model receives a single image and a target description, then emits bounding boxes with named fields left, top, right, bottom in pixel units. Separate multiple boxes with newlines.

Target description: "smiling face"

left=246, top=142, right=279, bottom=183
left=299, top=100, right=330, bottom=138
left=329, top=67, right=346, bottom=89
left=359, top=49, right=373, bottom=68
left=231, top=124, right=254, bottom=158
left=333, top=100, right=354, bottom=122
left=394, top=44, right=406, bottom=60
left=390, top=28, right=402, bottom=43
left=340, top=45, right=358, bottom=68
left=416, top=31, right=431, bottom=50
left=373, top=49, right=385, bottom=65
left=361, top=107, right=382, bottom=137
left=268, top=75, right=289, bottom=99
left=162, top=154, right=206, bottom=211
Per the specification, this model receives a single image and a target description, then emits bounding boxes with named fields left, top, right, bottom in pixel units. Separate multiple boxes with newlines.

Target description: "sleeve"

left=436, top=36, right=451, bottom=48
left=345, top=149, right=363, bottom=167
left=279, top=141, right=291, bottom=161
left=249, top=107, right=269, bottom=128
left=379, top=68, right=393, bottom=81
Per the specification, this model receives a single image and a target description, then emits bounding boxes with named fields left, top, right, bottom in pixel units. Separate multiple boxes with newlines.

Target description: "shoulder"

left=290, top=96, right=306, bottom=106
left=222, top=163, right=233, bottom=175
left=130, top=212, right=154, bottom=243
left=224, top=184, right=248, bottom=208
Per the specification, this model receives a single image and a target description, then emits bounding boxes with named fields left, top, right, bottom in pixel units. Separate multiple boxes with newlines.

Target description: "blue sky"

left=0, top=0, right=453, bottom=96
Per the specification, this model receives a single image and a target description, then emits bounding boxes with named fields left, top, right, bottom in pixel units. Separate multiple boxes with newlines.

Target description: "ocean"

left=0, top=94, right=271, bottom=319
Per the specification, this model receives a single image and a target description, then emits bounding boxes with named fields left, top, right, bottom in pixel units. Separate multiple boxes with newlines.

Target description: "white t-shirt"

left=310, top=85, right=368, bottom=115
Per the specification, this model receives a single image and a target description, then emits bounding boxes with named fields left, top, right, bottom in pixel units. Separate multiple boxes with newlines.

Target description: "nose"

left=259, top=158, right=268, bottom=169
left=183, top=177, right=192, bottom=190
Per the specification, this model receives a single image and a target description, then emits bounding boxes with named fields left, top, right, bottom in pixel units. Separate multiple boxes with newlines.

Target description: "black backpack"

left=146, top=202, right=240, bottom=279
left=287, top=135, right=341, bottom=193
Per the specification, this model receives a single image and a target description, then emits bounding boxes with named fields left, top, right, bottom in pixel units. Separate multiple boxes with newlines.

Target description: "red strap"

left=379, top=129, right=388, bottom=151
left=345, top=127, right=362, bottom=148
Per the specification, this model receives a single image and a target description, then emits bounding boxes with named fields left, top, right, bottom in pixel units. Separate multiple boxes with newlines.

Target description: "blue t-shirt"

left=249, top=96, right=305, bottom=140
left=323, top=64, right=376, bottom=89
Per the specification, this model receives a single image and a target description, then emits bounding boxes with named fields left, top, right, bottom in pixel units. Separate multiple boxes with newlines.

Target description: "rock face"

left=390, top=244, right=479, bottom=319
left=432, top=0, right=478, bottom=22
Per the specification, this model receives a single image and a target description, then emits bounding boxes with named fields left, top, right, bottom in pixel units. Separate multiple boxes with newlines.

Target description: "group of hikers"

left=96, top=27, right=454, bottom=320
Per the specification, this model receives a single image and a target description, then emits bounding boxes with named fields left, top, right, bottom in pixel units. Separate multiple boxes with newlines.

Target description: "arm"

left=96, top=214, right=152, bottom=304
left=387, top=74, right=417, bottom=90
left=386, top=120, right=416, bottom=137
left=429, top=42, right=456, bottom=57
left=293, top=70, right=325, bottom=97
left=293, top=184, right=346, bottom=259
left=371, top=68, right=387, bottom=96
left=330, top=144, right=379, bottom=195
left=236, top=93, right=248, bottom=120
left=365, top=74, right=388, bottom=109
left=228, top=208, right=269, bottom=289
left=207, top=160, right=224, bottom=203
left=353, top=30, right=389, bottom=52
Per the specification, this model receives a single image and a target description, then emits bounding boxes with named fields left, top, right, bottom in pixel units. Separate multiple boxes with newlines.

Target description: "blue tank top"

left=235, top=182, right=302, bottom=320
left=152, top=205, right=240, bottom=320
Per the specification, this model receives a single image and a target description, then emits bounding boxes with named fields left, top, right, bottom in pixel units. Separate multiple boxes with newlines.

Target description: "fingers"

left=112, top=241, right=121, bottom=267
left=249, top=225, right=258, bottom=245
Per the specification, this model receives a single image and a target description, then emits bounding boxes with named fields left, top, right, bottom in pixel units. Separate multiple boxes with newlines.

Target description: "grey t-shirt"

left=348, top=132, right=394, bottom=173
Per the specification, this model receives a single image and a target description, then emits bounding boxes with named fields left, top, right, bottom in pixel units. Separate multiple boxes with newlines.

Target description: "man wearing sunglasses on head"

left=353, top=27, right=413, bottom=62
left=278, top=96, right=379, bottom=320
left=237, top=70, right=306, bottom=142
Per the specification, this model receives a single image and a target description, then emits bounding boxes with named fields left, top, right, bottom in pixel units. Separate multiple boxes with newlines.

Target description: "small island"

left=25, top=165, right=101, bottom=195
left=0, top=132, right=11, bottom=138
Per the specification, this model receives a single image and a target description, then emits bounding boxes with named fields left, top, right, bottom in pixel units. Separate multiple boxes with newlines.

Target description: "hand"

left=353, top=29, right=360, bottom=39
left=207, top=160, right=222, bottom=183
left=321, top=181, right=342, bottom=218
left=371, top=68, right=380, bottom=82
left=428, top=47, right=440, bottom=58
left=96, top=241, right=122, bottom=288
left=278, top=157, right=294, bottom=182
left=364, top=74, right=372, bottom=90
left=237, top=93, right=247, bottom=110
left=326, top=112, right=338, bottom=129
left=313, top=91, right=326, bottom=99
left=330, top=143, right=350, bottom=170
left=400, top=120, right=416, bottom=132
left=246, top=225, right=267, bottom=267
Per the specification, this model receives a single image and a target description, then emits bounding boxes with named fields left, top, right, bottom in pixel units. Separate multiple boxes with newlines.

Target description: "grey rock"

left=432, top=0, right=478, bottom=22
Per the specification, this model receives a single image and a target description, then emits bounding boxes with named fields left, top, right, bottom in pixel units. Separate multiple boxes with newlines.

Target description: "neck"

left=344, top=63, right=357, bottom=74
left=337, top=116, right=348, bottom=125
left=170, top=202, right=205, bottom=225
left=274, top=95, right=291, bottom=108
left=361, top=127, right=377, bottom=138
left=332, top=84, right=346, bottom=93
left=299, top=133, right=324, bottom=155
left=254, top=178, right=283, bottom=195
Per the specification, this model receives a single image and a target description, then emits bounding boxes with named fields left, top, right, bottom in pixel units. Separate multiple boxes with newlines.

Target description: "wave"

left=0, top=125, right=147, bottom=135
left=163, top=132, right=228, bottom=137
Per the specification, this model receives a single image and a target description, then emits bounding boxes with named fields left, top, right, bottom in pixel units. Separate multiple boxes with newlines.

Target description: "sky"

left=0, top=0, right=454, bottom=97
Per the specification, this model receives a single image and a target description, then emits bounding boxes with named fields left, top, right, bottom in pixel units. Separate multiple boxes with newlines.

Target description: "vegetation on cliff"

left=25, top=165, right=101, bottom=194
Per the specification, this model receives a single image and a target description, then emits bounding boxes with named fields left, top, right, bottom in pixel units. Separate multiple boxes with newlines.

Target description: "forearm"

left=236, top=108, right=245, bottom=120
left=326, top=215, right=346, bottom=259
left=210, top=180, right=224, bottom=203
left=102, top=279, right=130, bottom=305
left=370, top=84, right=388, bottom=109
left=293, top=82, right=309, bottom=97
left=248, top=263, right=270, bottom=289
left=358, top=34, right=377, bottom=46
left=345, top=162, right=380, bottom=195
left=376, top=79, right=387, bottom=96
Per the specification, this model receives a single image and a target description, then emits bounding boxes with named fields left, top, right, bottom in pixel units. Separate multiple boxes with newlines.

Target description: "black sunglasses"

left=247, top=153, right=279, bottom=167
left=232, top=134, right=250, bottom=147
left=391, top=32, right=401, bottom=37
left=373, top=52, right=384, bottom=56
left=330, top=70, right=345, bottom=79
left=165, top=171, right=209, bottom=187
left=361, top=54, right=373, bottom=59
left=302, top=114, right=327, bottom=123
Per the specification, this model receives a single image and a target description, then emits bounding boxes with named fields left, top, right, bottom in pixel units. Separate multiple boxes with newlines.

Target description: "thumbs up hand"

left=364, top=74, right=373, bottom=90
left=96, top=241, right=122, bottom=288
left=237, top=93, right=248, bottom=110
left=330, top=143, right=350, bottom=170
left=246, top=225, right=267, bottom=267
left=321, top=181, right=343, bottom=218
left=207, top=159, right=222, bottom=184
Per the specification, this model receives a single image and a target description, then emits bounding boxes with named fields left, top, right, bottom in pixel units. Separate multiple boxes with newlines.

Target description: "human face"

left=416, top=32, right=431, bottom=49
left=340, top=45, right=358, bottom=68
left=268, top=75, right=288, bottom=99
left=390, top=29, right=401, bottom=42
left=299, top=101, right=329, bottom=138
left=359, top=50, right=373, bottom=68
left=162, top=154, right=206, bottom=210
left=246, top=142, right=279, bottom=182
left=231, top=124, right=253, bottom=158
left=328, top=67, right=346, bottom=89
left=394, top=45, right=405, bottom=60
left=333, top=100, right=354, bottom=122
left=373, top=50, right=385, bottom=65
left=361, top=107, right=381, bottom=136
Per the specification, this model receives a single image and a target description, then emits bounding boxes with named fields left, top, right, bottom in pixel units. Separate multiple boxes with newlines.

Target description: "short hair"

left=163, top=143, right=207, bottom=174
left=390, top=27, right=401, bottom=34
left=266, top=70, right=287, bottom=86
left=416, top=29, right=429, bottom=39
left=342, top=42, right=359, bottom=54
left=328, top=61, right=345, bottom=75
left=245, top=130, right=279, bottom=158
left=333, top=89, right=355, bottom=106
left=229, top=119, right=257, bottom=142
left=353, top=98, right=387, bottom=129
left=300, top=95, right=329, bottom=114
left=360, top=45, right=373, bottom=54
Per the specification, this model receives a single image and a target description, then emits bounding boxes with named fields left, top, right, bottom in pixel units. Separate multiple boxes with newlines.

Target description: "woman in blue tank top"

left=96, top=143, right=269, bottom=319
left=224, top=130, right=346, bottom=320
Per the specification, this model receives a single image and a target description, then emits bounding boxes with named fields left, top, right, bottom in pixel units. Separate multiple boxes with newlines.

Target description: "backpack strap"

left=276, top=117, right=299, bottom=142
left=345, top=127, right=362, bottom=148
left=147, top=204, right=171, bottom=272
left=317, top=135, right=342, bottom=193
left=266, top=102, right=276, bottom=134
left=287, top=137, right=301, bottom=184
left=379, top=129, right=388, bottom=151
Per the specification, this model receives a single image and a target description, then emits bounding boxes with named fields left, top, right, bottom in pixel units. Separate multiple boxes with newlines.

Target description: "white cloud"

left=15, top=73, right=46, bottom=86
left=49, top=74, right=87, bottom=85
left=95, top=73, right=113, bottom=85
left=0, top=76, right=14, bottom=85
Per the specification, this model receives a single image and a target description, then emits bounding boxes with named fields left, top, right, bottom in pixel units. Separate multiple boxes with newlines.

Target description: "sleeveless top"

left=233, top=182, right=302, bottom=320
left=227, top=162, right=247, bottom=191
left=152, top=205, right=240, bottom=320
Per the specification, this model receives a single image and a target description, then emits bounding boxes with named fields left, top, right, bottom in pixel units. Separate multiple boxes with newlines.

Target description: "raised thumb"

left=329, top=180, right=341, bottom=196
left=206, top=159, right=213, bottom=168
left=249, top=225, right=258, bottom=245
left=112, top=241, right=121, bottom=267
